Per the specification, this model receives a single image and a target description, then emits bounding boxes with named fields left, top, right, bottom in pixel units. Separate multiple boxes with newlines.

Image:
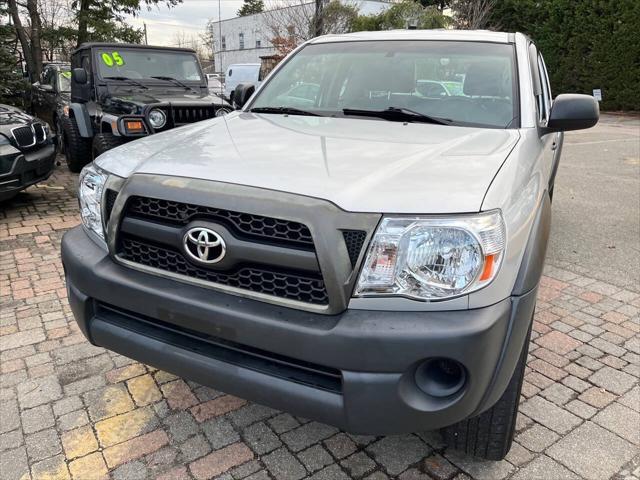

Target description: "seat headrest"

left=463, top=63, right=509, bottom=97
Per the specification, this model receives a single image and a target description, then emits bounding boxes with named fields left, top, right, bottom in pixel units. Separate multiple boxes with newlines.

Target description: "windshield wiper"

left=249, top=106, right=321, bottom=117
left=150, top=76, right=197, bottom=92
left=103, top=76, right=148, bottom=89
left=342, top=107, right=451, bottom=125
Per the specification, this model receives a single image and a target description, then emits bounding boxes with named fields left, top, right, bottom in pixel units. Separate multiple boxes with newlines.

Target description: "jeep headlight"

left=355, top=211, right=505, bottom=300
left=78, top=163, right=108, bottom=240
left=148, top=109, right=166, bottom=128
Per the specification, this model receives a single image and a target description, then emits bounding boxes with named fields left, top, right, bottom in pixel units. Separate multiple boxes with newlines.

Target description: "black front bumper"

left=0, top=143, right=57, bottom=201
left=62, top=226, right=537, bottom=434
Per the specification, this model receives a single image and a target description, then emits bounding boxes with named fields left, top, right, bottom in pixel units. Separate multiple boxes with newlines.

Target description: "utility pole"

left=143, top=22, right=148, bottom=45
left=314, top=0, right=323, bottom=37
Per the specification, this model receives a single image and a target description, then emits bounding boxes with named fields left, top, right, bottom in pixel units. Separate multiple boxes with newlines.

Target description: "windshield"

left=251, top=41, right=518, bottom=128
left=59, top=70, right=71, bottom=92
left=95, top=48, right=203, bottom=82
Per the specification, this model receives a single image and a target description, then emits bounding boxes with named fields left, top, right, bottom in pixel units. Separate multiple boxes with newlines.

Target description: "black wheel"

left=62, top=116, right=92, bottom=173
left=441, top=320, right=532, bottom=460
left=92, top=133, right=125, bottom=160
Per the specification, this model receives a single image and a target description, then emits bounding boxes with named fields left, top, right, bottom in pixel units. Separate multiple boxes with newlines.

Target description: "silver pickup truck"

left=62, top=29, right=598, bottom=460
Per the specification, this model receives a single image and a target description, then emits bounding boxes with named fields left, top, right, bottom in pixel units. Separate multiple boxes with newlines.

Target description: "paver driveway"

left=1, top=118, right=639, bottom=480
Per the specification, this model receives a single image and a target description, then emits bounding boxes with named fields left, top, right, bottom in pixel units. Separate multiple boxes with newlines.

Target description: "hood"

left=101, top=89, right=227, bottom=115
left=0, top=104, right=34, bottom=127
left=96, top=112, right=519, bottom=214
left=0, top=104, right=38, bottom=138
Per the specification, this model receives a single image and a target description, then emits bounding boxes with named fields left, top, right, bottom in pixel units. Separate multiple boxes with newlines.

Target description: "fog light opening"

left=415, top=358, right=466, bottom=398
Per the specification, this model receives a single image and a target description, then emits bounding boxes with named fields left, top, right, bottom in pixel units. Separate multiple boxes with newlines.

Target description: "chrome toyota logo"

left=183, top=227, right=226, bottom=264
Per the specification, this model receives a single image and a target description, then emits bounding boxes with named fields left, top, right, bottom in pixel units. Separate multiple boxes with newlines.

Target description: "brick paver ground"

left=1, top=165, right=639, bottom=480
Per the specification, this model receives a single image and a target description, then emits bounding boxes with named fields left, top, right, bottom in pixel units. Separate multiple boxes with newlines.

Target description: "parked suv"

left=29, top=62, right=71, bottom=153
left=62, top=43, right=232, bottom=172
left=1, top=104, right=57, bottom=202
left=62, top=30, right=598, bottom=460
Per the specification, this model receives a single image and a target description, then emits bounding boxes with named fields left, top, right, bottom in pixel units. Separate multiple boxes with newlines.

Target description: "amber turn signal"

left=124, top=120, right=145, bottom=134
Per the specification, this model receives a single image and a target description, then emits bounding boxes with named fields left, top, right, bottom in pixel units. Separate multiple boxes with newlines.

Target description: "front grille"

left=152, top=106, right=217, bottom=131
left=127, top=196, right=314, bottom=250
left=119, top=235, right=329, bottom=305
left=96, top=303, right=343, bottom=393
left=11, top=126, right=35, bottom=148
left=33, top=124, right=46, bottom=143
left=342, top=230, right=367, bottom=267
left=173, top=106, right=216, bottom=125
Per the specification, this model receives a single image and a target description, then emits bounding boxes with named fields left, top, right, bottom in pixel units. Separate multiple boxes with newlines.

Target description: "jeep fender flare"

left=69, top=103, right=93, bottom=138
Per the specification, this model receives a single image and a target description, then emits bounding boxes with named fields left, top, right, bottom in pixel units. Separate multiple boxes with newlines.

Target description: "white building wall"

left=211, top=1, right=393, bottom=73
left=211, top=11, right=282, bottom=73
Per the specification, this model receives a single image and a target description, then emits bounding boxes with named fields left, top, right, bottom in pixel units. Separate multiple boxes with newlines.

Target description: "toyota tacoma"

left=62, top=30, right=598, bottom=460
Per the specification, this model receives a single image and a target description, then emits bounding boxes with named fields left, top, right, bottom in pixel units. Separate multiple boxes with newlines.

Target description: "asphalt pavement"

left=548, top=113, right=640, bottom=289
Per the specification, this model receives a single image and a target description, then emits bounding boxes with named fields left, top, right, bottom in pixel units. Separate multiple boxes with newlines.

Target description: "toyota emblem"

left=183, top=227, right=226, bottom=264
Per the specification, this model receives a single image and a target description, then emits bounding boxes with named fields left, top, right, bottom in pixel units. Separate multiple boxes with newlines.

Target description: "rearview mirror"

left=544, top=94, right=599, bottom=133
left=233, top=83, right=255, bottom=109
left=72, top=68, right=88, bottom=85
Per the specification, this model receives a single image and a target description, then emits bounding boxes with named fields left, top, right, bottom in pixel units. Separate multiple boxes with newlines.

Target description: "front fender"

left=69, top=103, right=93, bottom=137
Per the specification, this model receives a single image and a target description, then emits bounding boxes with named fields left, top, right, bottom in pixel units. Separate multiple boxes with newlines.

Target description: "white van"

left=224, top=64, right=261, bottom=101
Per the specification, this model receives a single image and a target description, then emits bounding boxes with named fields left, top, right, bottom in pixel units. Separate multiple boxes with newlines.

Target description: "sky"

left=127, top=0, right=391, bottom=47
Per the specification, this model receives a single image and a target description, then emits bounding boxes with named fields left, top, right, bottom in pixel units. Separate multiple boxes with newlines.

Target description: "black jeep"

left=62, top=43, right=232, bottom=172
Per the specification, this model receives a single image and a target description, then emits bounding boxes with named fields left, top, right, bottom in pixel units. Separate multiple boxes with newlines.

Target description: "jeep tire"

left=92, top=133, right=125, bottom=160
left=441, top=317, right=532, bottom=460
left=62, top=116, right=92, bottom=173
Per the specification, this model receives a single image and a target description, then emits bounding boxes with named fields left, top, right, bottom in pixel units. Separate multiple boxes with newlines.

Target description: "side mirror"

left=544, top=94, right=599, bottom=133
left=72, top=68, right=88, bottom=85
left=233, top=83, right=255, bottom=109
left=40, top=84, right=54, bottom=92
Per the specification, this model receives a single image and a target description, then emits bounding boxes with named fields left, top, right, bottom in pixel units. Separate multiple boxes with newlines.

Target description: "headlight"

left=355, top=211, right=505, bottom=301
left=0, top=135, right=10, bottom=146
left=79, top=163, right=108, bottom=240
left=148, top=109, right=166, bottom=128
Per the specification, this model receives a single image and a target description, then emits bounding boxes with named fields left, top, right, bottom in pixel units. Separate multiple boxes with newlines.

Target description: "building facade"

left=211, top=8, right=284, bottom=74
left=210, top=1, right=392, bottom=74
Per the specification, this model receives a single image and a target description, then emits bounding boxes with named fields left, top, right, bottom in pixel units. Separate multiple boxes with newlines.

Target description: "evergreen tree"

left=238, top=0, right=265, bottom=17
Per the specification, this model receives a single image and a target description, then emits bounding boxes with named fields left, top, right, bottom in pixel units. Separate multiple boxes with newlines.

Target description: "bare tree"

left=451, top=0, right=496, bottom=30
left=263, top=0, right=358, bottom=53
left=171, top=31, right=212, bottom=71
left=8, top=0, right=43, bottom=81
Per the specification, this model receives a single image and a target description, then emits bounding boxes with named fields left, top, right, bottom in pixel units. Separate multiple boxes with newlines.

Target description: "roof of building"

left=310, top=29, right=515, bottom=44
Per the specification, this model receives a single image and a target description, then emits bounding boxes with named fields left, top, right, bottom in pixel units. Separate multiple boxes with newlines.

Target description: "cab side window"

left=42, top=68, right=55, bottom=87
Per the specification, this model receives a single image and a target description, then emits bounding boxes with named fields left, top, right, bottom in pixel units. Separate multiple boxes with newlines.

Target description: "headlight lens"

left=355, top=211, right=505, bottom=300
left=148, top=109, right=166, bottom=128
left=78, top=163, right=108, bottom=240
left=0, top=135, right=10, bottom=146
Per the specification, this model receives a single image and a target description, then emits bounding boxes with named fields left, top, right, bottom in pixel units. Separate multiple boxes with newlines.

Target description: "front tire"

left=62, top=116, right=92, bottom=173
left=92, top=133, right=125, bottom=160
left=441, top=320, right=532, bottom=460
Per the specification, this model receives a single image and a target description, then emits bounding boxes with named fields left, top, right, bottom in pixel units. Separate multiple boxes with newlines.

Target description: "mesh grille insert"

left=126, top=196, right=314, bottom=250
left=104, top=189, right=118, bottom=222
left=12, top=126, right=35, bottom=148
left=342, top=230, right=367, bottom=267
left=34, top=124, right=46, bottom=143
left=119, top=235, right=329, bottom=305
